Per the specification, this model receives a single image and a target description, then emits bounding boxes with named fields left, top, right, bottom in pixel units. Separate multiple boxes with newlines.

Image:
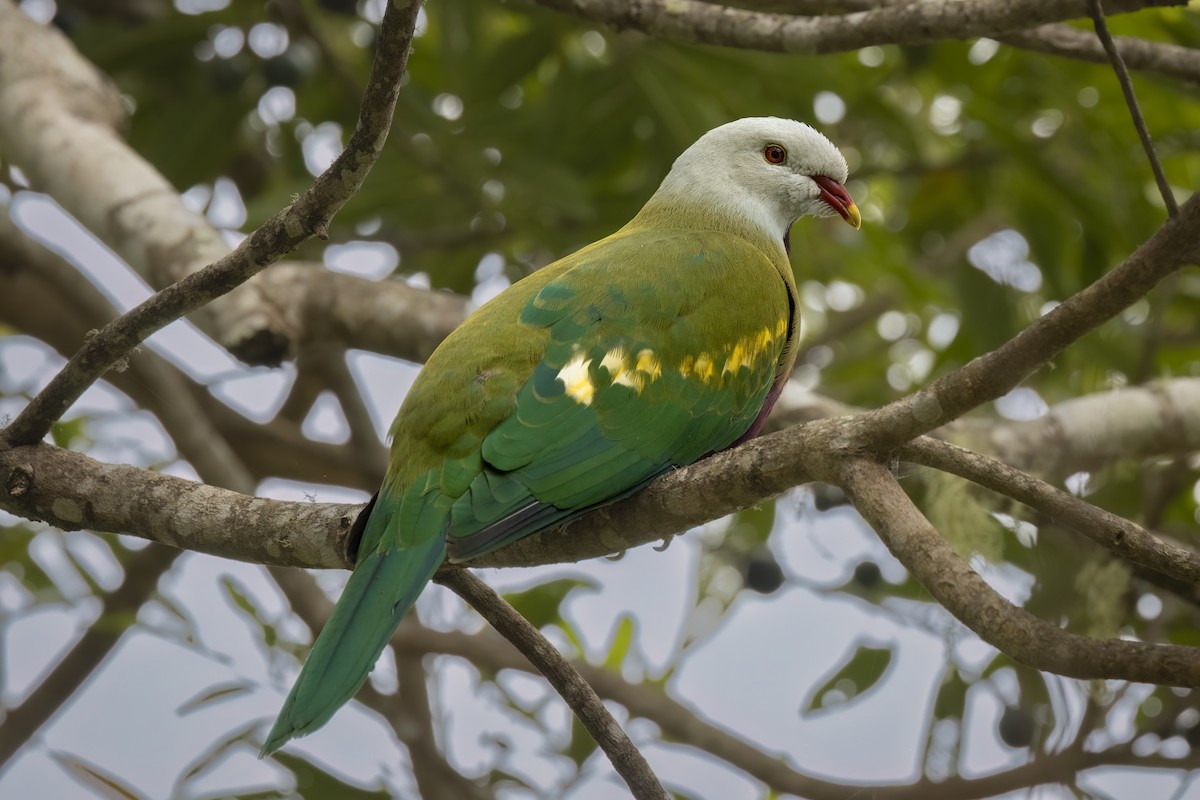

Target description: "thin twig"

left=436, top=568, right=670, bottom=800
left=0, top=0, right=424, bottom=447
left=1086, top=0, right=1179, bottom=217
left=900, top=437, right=1200, bottom=583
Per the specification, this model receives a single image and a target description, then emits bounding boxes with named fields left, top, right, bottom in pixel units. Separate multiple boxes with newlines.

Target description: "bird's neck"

left=626, top=183, right=791, bottom=265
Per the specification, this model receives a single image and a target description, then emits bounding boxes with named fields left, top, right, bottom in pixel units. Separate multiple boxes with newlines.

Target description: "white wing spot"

left=557, top=353, right=594, bottom=405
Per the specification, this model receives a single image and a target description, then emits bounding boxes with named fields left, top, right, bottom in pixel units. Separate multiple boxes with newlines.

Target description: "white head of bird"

left=645, top=116, right=860, bottom=244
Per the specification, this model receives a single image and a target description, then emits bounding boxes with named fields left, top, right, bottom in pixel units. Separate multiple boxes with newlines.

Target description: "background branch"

left=530, top=0, right=1181, bottom=54
left=0, top=0, right=423, bottom=447
left=839, top=458, right=1200, bottom=686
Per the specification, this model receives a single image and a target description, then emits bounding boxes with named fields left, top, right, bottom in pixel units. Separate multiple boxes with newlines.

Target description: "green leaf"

left=803, top=645, right=893, bottom=715
left=932, top=667, right=970, bottom=721
left=221, top=576, right=280, bottom=650
left=565, top=714, right=598, bottom=767
left=177, top=681, right=252, bottom=715
left=502, top=577, right=596, bottom=630
left=603, top=614, right=635, bottom=672
left=266, top=752, right=392, bottom=800
left=50, top=417, right=88, bottom=450
left=51, top=752, right=148, bottom=800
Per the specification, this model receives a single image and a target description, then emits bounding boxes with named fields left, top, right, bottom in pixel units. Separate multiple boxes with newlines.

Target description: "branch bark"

left=840, top=458, right=1200, bottom=686
left=901, top=436, right=1200, bottom=584
left=529, top=0, right=1182, bottom=54
left=1002, top=23, right=1200, bottom=85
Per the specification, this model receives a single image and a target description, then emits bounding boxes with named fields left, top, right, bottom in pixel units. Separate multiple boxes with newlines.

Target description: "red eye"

left=764, top=144, right=787, bottom=164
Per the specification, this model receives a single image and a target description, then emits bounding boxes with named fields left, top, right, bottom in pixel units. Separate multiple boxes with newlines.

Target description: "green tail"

left=260, top=506, right=446, bottom=756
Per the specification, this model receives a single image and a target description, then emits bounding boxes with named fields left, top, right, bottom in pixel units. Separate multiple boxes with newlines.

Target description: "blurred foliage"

left=4, top=0, right=1200, bottom=796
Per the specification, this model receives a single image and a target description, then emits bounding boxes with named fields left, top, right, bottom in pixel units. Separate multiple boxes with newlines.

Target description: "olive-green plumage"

left=261, top=117, right=858, bottom=755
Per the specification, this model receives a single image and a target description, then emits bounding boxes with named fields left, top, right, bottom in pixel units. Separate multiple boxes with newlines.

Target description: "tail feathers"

left=260, top=533, right=446, bottom=756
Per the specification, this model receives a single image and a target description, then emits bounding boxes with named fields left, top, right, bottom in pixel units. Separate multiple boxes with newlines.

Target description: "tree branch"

left=0, top=0, right=423, bottom=447
left=529, top=0, right=1181, bottom=54
left=1086, top=0, right=1179, bottom=216
left=436, top=568, right=669, bottom=800
left=0, top=443, right=359, bottom=568
left=1001, top=23, right=1200, bottom=85
left=900, top=436, right=1200, bottom=584
left=839, top=457, right=1200, bottom=686
left=851, top=192, right=1200, bottom=451
left=979, top=378, right=1200, bottom=477
left=7, top=367, right=1200, bottom=573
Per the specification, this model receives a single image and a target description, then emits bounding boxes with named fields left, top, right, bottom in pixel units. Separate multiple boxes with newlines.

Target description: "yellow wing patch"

left=598, top=347, right=663, bottom=394
left=560, top=315, right=787, bottom=404
left=680, top=320, right=787, bottom=384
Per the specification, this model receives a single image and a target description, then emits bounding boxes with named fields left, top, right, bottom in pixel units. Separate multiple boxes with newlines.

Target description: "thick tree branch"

left=6, top=367, right=1200, bottom=574
left=0, top=0, right=422, bottom=446
left=0, top=443, right=359, bottom=568
left=839, top=458, right=1200, bottom=686
left=436, top=568, right=669, bottom=800
left=900, top=436, right=1200, bottom=584
left=979, top=378, right=1200, bottom=477
left=249, top=263, right=469, bottom=365
left=530, top=0, right=1181, bottom=54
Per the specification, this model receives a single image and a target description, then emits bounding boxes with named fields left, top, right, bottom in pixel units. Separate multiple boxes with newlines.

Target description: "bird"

left=261, top=116, right=859, bottom=755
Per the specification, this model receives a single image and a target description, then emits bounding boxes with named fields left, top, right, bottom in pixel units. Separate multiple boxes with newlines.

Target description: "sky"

left=1, top=188, right=1196, bottom=799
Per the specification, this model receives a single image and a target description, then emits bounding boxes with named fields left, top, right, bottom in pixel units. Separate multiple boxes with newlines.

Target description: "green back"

left=365, top=223, right=798, bottom=562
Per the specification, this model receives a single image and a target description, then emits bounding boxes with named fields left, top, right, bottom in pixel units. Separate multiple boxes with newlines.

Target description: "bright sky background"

left=1, top=189, right=1193, bottom=799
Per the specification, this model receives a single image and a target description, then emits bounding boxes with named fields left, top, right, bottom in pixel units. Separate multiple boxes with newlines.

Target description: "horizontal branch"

left=1003, top=23, right=1200, bottom=84
left=531, top=0, right=1181, bottom=54
left=0, top=443, right=359, bottom=568
left=243, top=263, right=469, bottom=365
left=980, top=378, right=1200, bottom=476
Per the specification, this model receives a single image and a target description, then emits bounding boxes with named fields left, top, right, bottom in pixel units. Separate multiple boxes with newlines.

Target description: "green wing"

left=432, top=228, right=794, bottom=561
